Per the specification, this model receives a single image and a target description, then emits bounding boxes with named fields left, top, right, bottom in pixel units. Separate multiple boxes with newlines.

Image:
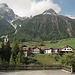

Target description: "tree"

left=12, top=43, right=19, bottom=62
left=16, top=52, right=21, bottom=65
left=5, top=42, right=11, bottom=62
left=1, top=42, right=11, bottom=62
left=0, top=58, right=2, bottom=65
left=9, top=54, right=15, bottom=65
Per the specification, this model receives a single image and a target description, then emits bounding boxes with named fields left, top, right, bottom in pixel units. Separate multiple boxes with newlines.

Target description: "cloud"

left=0, top=0, right=61, bottom=17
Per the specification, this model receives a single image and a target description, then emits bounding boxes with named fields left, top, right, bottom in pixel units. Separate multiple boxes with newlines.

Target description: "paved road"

left=0, top=70, right=75, bottom=75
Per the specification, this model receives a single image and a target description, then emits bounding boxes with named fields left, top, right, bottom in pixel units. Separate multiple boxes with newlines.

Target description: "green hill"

left=45, top=38, right=75, bottom=49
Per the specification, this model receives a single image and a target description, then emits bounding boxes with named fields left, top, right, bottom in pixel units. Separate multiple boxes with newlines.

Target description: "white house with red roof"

left=59, top=45, right=73, bottom=54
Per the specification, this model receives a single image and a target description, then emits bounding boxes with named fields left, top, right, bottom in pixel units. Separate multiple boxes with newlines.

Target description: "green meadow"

left=23, top=38, right=75, bottom=49
left=28, top=54, right=61, bottom=65
left=0, top=38, right=75, bottom=49
left=45, top=38, right=75, bottom=49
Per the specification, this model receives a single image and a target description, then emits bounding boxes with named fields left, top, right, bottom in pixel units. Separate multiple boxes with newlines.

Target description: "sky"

left=53, top=0, right=75, bottom=16
left=0, top=0, right=75, bottom=17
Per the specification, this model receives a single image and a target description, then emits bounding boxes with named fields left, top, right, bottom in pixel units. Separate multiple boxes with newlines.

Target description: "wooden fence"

left=0, top=65, right=63, bottom=70
left=62, top=66, right=72, bottom=73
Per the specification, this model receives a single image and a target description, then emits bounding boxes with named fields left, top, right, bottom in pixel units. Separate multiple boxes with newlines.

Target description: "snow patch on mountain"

left=66, top=14, right=75, bottom=19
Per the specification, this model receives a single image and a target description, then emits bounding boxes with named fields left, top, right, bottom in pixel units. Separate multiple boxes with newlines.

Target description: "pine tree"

left=12, top=43, right=19, bottom=61
left=1, top=42, right=11, bottom=62
left=16, top=52, right=21, bottom=65
left=0, top=58, right=2, bottom=65
left=9, top=54, right=15, bottom=65
left=5, top=41, right=11, bottom=62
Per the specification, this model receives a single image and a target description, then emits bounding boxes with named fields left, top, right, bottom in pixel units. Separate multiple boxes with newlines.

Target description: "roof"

left=59, top=45, right=72, bottom=49
left=39, top=46, right=45, bottom=51
left=72, top=50, right=75, bottom=52
left=22, top=45, right=28, bottom=51
left=31, top=46, right=45, bottom=51
left=22, top=45, right=27, bottom=47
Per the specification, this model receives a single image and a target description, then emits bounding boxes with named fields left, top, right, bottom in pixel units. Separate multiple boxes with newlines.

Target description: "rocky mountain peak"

left=43, top=9, right=57, bottom=15
left=0, top=3, right=16, bottom=21
left=0, top=3, right=8, bottom=8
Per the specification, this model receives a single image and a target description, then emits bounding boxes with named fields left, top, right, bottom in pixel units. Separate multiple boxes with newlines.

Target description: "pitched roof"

left=22, top=45, right=27, bottom=47
left=59, top=45, right=72, bottom=49
left=22, top=45, right=28, bottom=51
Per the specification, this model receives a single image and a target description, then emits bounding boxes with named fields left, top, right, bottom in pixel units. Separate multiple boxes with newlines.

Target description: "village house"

left=44, top=48, right=52, bottom=54
left=44, top=48, right=59, bottom=54
left=59, top=45, right=73, bottom=54
left=31, top=46, right=45, bottom=54
left=22, top=45, right=31, bottom=57
left=31, top=46, right=40, bottom=54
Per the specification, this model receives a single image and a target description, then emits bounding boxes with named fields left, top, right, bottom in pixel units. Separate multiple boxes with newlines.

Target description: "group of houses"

left=1, top=36, right=75, bottom=57
left=22, top=44, right=74, bottom=57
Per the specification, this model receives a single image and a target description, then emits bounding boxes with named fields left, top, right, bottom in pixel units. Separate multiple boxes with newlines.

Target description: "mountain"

left=43, top=9, right=57, bottom=15
left=66, top=15, right=75, bottom=19
left=0, top=16, right=15, bottom=37
left=12, top=11, right=75, bottom=41
left=0, top=3, right=19, bottom=37
left=0, top=3, right=17, bottom=21
left=0, top=3, right=75, bottom=41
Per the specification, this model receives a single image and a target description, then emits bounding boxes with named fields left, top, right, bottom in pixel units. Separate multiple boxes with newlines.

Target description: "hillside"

left=0, top=17, right=15, bottom=37
left=0, top=3, right=75, bottom=41
left=13, top=14, right=75, bottom=41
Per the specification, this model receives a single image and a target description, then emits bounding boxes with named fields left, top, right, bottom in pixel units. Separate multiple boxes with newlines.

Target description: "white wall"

left=61, top=47, right=72, bottom=51
left=45, top=49, right=52, bottom=54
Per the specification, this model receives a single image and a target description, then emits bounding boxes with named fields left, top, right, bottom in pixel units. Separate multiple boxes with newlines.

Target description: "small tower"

left=4, top=35, right=9, bottom=45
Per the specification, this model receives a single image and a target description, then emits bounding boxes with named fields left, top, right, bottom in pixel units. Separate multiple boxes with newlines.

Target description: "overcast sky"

left=0, top=0, right=61, bottom=17
left=0, top=0, right=75, bottom=17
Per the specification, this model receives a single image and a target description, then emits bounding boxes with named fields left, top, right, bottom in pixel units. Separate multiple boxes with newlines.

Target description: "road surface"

left=0, top=70, right=75, bottom=75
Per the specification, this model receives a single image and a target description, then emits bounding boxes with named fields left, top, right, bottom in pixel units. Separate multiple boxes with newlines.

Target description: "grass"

left=21, top=38, right=75, bottom=49
left=1, top=38, right=75, bottom=49
left=45, top=38, right=75, bottom=49
left=29, top=54, right=61, bottom=65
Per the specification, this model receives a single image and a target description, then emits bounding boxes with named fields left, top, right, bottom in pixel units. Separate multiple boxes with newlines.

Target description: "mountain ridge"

left=0, top=3, right=75, bottom=41
left=12, top=14, right=75, bottom=41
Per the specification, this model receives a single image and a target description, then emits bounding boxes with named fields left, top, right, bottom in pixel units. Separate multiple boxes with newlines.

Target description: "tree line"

left=0, top=41, right=25, bottom=65
left=0, top=40, right=75, bottom=66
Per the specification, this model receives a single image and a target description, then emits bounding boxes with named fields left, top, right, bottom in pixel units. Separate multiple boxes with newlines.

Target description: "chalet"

left=31, top=46, right=40, bottom=54
left=44, top=48, right=59, bottom=54
left=59, top=45, right=73, bottom=54
left=22, top=45, right=31, bottom=57
left=44, top=48, right=52, bottom=54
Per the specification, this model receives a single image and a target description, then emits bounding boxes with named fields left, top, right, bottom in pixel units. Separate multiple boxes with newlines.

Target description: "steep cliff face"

left=0, top=3, right=16, bottom=21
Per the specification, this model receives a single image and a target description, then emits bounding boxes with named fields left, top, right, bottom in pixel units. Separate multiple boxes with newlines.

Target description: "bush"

left=60, top=53, right=75, bottom=66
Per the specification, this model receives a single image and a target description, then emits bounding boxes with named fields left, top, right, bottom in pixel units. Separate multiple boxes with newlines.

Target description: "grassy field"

left=0, top=38, right=75, bottom=49
left=22, top=38, right=75, bottom=49
left=28, top=54, right=61, bottom=65
left=45, top=38, right=75, bottom=49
